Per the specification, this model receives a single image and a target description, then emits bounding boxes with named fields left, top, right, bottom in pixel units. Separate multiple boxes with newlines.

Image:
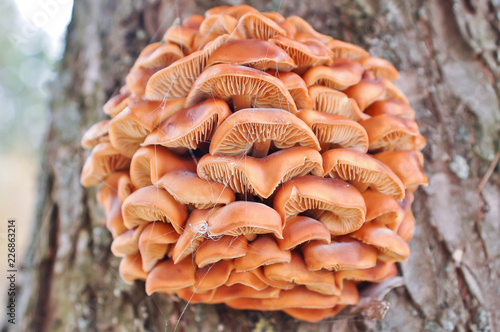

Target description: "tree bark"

left=5, top=0, right=500, bottom=331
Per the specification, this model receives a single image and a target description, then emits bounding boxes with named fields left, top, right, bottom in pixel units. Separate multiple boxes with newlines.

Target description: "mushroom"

left=121, top=185, right=188, bottom=233
left=373, top=150, right=428, bottom=191
left=119, top=254, right=148, bottom=285
left=296, top=109, right=369, bottom=152
left=284, top=16, right=333, bottom=44
left=273, top=176, right=366, bottom=235
left=302, top=59, right=364, bottom=90
left=364, top=99, right=416, bottom=120
left=302, top=237, right=378, bottom=271
left=208, top=4, right=259, bottom=20
left=251, top=267, right=296, bottom=290
left=162, top=22, right=198, bottom=55
left=193, top=259, right=234, bottom=292
left=205, top=201, right=283, bottom=240
left=145, top=34, right=236, bottom=100
left=209, top=108, right=319, bottom=157
left=233, top=235, right=291, bottom=272
left=277, top=216, right=331, bottom=251
left=359, top=114, right=420, bottom=152
left=81, top=120, right=110, bottom=149
left=337, top=281, right=359, bottom=305
left=199, top=14, right=239, bottom=36
left=207, top=39, right=296, bottom=71
left=381, top=77, right=409, bottom=104
left=197, top=146, right=323, bottom=198
left=237, top=12, right=287, bottom=40
left=142, top=98, right=232, bottom=152
left=262, top=11, right=285, bottom=21
left=350, top=221, right=411, bottom=262
left=185, top=64, right=297, bottom=112
left=266, top=70, right=312, bottom=109
left=362, top=189, right=404, bottom=226
left=108, top=98, right=185, bottom=157
left=138, top=221, right=180, bottom=272
left=80, top=142, right=131, bottom=187
left=208, top=284, right=280, bottom=304
left=103, top=93, right=132, bottom=118
left=327, top=40, right=369, bottom=60
left=110, top=225, right=145, bottom=257
left=155, top=170, right=235, bottom=209
left=283, top=307, right=343, bottom=322
left=145, top=257, right=196, bottom=295
left=195, top=235, right=248, bottom=268
left=308, top=85, right=370, bottom=121
left=225, top=270, right=269, bottom=290
left=397, top=208, right=415, bottom=242
left=264, top=252, right=339, bottom=295
left=343, top=76, right=386, bottom=111
left=129, top=145, right=196, bottom=189
left=322, top=148, right=405, bottom=200
left=335, top=260, right=398, bottom=290
left=358, top=56, right=399, bottom=81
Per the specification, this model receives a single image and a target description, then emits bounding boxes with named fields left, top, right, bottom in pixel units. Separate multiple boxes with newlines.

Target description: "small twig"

left=476, top=150, right=500, bottom=193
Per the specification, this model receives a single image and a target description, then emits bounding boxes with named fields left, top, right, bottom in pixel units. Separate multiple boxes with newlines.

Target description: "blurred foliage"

left=0, top=0, right=54, bottom=154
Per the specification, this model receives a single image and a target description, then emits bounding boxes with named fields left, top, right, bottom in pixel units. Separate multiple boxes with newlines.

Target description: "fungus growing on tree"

left=81, top=5, right=427, bottom=322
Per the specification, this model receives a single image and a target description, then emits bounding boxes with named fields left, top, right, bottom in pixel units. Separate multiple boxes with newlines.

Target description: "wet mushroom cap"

left=145, top=257, right=196, bottom=295
left=277, top=215, right=331, bottom=250
left=234, top=235, right=291, bottom=272
left=308, top=85, right=369, bottom=121
left=195, top=235, right=248, bottom=268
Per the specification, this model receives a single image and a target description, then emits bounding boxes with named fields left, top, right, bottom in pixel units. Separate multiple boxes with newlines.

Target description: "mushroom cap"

left=364, top=99, right=416, bottom=120
left=134, top=42, right=184, bottom=70
left=273, top=176, right=366, bottom=235
left=373, top=150, right=428, bottom=191
left=297, top=109, right=369, bottom=153
left=209, top=4, right=259, bottom=20
left=225, top=286, right=338, bottom=310
left=283, top=307, right=344, bottom=322
left=302, top=60, right=364, bottom=90
left=171, top=209, right=211, bottom=264
left=237, top=12, right=287, bottom=40
left=350, top=221, right=411, bottom=262
left=208, top=284, right=280, bottom=304
left=96, top=171, right=133, bottom=212
left=81, top=120, right=110, bottom=149
left=264, top=252, right=339, bottom=295
left=125, top=66, right=156, bottom=97
left=145, top=34, right=236, bottom=100
left=199, top=14, right=239, bottom=36
left=362, top=189, right=404, bottom=225
left=185, top=64, right=298, bottom=113
left=121, top=185, right=188, bottom=233
left=145, top=257, right=196, bottom=295
left=129, top=145, right=196, bottom=189
left=226, top=270, right=269, bottom=290
left=269, top=35, right=332, bottom=69
left=138, top=222, right=180, bottom=272
left=381, top=77, right=409, bottom=104
left=111, top=227, right=141, bottom=257
left=207, top=39, right=296, bottom=71
left=343, top=77, right=386, bottom=111
left=302, top=238, right=378, bottom=271
left=206, top=201, right=283, bottom=239
left=251, top=267, right=295, bottom=290
left=80, top=142, right=131, bottom=187
left=162, top=24, right=198, bottom=55
left=308, top=85, right=370, bottom=121
left=156, top=170, right=235, bottom=209
left=327, top=39, right=369, bottom=60
left=175, top=287, right=216, bottom=304
left=397, top=208, right=415, bottom=242
left=209, top=108, right=320, bottom=156
left=358, top=56, right=399, bottom=81
left=322, top=148, right=405, bottom=200
left=197, top=146, right=323, bottom=199
left=337, top=281, right=359, bottom=305
left=234, top=235, right=291, bottom=272
left=277, top=216, right=331, bottom=250
left=103, top=197, right=128, bottom=238
left=335, top=260, right=398, bottom=289
left=109, top=98, right=185, bottom=158
left=119, top=254, right=148, bottom=285
left=266, top=70, right=313, bottom=109
left=143, top=98, right=232, bottom=150
left=195, top=235, right=248, bottom=268
left=103, top=93, right=132, bottom=118
left=284, top=16, right=333, bottom=44
left=360, top=114, right=420, bottom=152
left=193, top=259, right=234, bottom=292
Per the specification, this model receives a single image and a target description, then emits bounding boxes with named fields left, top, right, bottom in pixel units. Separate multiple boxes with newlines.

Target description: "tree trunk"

left=5, top=0, right=500, bottom=331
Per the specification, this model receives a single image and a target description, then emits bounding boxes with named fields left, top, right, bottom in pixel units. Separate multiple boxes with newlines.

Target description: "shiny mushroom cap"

left=360, top=114, right=420, bottom=152
left=81, top=120, right=110, bottom=149
left=308, top=85, right=370, bottom=121
left=237, top=12, right=287, bottom=40
left=234, top=235, right=291, bottom=272
left=119, top=254, right=148, bottom=285
left=302, top=59, right=364, bottom=90
left=80, top=142, right=131, bottom=187
left=269, top=35, right=332, bottom=71
left=373, top=150, right=428, bottom=191
left=364, top=99, right=416, bottom=120
left=277, top=215, right=331, bottom=250
left=171, top=208, right=211, bottom=264
left=266, top=70, right=313, bottom=109
left=195, top=235, right=248, bottom=268
left=145, top=257, right=196, bottom=295
left=327, top=39, right=369, bottom=60
left=138, top=222, right=180, bottom=272
left=343, top=77, right=386, bottom=111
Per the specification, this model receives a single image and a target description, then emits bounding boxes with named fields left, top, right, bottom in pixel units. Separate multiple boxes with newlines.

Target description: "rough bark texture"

left=4, top=0, right=500, bottom=331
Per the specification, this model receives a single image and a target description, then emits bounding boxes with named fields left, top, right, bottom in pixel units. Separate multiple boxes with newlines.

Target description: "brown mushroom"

left=195, top=235, right=248, bottom=268
left=226, top=270, right=269, bottom=290
left=209, top=108, right=319, bottom=157
left=171, top=209, right=211, bottom=264
left=343, top=77, right=386, bottom=111
left=297, top=109, right=369, bottom=152
left=364, top=99, right=416, bottom=120
left=358, top=56, right=399, bottom=81
left=302, top=59, right=364, bottom=90
left=197, top=146, right=323, bottom=198
left=119, top=254, right=148, bottom=285
left=81, top=120, right=110, bottom=149
left=193, top=259, right=234, bottom=292
left=199, top=14, right=239, bottom=36
left=237, top=12, right=287, bottom=40
left=138, top=222, right=180, bottom=272
left=142, top=98, right=232, bottom=152
left=234, top=235, right=291, bottom=272
left=208, top=284, right=280, bottom=304
left=266, top=70, right=312, bottom=109
left=362, top=189, right=404, bottom=226
left=273, top=176, right=366, bottom=235
left=284, top=16, right=333, bottom=44
left=335, top=260, right=398, bottom=290
left=303, top=237, right=378, bottom=271
left=373, top=150, right=428, bottom=191
left=308, top=85, right=370, bottom=121
left=80, top=142, right=131, bottom=187
left=103, top=93, right=132, bottom=118
left=110, top=225, right=145, bottom=257
left=322, top=148, right=405, bottom=200
left=327, top=40, right=369, bottom=60
left=277, top=216, right=331, bottom=250
left=283, top=307, right=343, bottom=322
left=121, top=185, right=188, bottom=233
left=145, top=257, right=196, bottom=295
left=185, top=64, right=297, bottom=112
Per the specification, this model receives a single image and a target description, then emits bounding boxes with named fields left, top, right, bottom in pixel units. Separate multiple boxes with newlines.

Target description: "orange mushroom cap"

left=308, top=85, right=370, bottom=121
left=119, top=254, right=148, bottom=285
left=138, top=222, right=180, bottom=272
left=277, top=215, right=331, bottom=250
left=373, top=150, right=428, bottom=191
left=145, top=257, right=196, bottom=295
left=302, top=59, right=364, bottom=90
left=234, top=235, right=291, bottom=272
left=80, top=142, right=131, bottom=187
left=195, top=235, right=248, bottom=268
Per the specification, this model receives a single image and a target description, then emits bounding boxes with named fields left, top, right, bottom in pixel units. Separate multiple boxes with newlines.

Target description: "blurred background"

left=0, top=0, right=73, bottom=303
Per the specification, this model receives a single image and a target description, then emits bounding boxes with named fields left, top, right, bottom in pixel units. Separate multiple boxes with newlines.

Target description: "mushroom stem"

left=320, top=142, right=330, bottom=152
left=232, top=95, right=252, bottom=112
left=252, top=140, right=271, bottom=158
left=244, top=233, right=258, bottom=241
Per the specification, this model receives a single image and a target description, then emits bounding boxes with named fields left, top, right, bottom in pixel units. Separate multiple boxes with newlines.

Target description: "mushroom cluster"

left=81, top=5, right=427, bottom=322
